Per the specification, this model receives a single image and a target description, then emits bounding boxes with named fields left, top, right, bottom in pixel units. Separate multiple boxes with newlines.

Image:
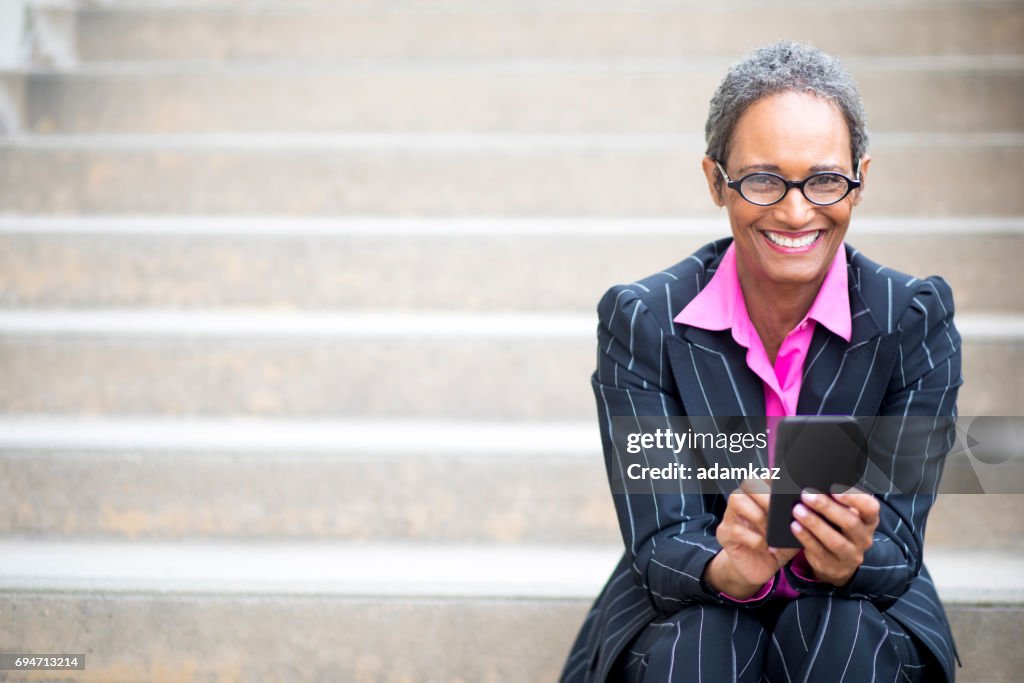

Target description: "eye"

left=807, top=174, right=845, bottom=189
left=746, top=174, right=781, bottom=190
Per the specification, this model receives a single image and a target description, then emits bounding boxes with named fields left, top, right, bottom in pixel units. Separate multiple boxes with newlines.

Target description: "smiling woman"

left=559, top=41, right=962, bottom=683
left=706, top=89, right=869, bottom=363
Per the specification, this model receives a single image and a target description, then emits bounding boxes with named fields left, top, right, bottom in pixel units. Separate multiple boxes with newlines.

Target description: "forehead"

left=727, top=90, right=852, bottom=172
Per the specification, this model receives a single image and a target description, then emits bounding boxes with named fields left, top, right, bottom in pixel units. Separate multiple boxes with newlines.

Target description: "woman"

left=559, top=41, right=961, bottom=682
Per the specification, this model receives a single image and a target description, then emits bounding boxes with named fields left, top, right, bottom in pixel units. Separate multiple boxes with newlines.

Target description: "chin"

left=765, top=268, right=828, bottom=287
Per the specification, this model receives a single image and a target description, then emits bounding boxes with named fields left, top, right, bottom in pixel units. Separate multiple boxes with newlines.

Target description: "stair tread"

left=0, top=415, right=599, bottom=453
left=0, top=540, right=1021, bottom=604
left=0, top=309, right=1020, bottom=340
left=1, top=215, right=1023, bottom=235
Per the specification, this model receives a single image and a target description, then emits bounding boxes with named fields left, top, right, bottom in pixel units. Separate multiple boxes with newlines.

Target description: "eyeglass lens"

left=740, top=173, right=850, bottom=205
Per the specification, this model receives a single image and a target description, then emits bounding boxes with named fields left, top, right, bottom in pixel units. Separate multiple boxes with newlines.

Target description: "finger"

left=740, top=479, right=771, bottom=513
left=730, top=492, right=769, bottom=533
left=800, top=491, right=862, bottom=535
left=792, top=503, right=854, bottom=558
left=741, top=477, right=771, bottom=495
left=720, top=521, right=769, bottom=552
left=832, top=489, right=881, bottom=526
left=721, top=493, right=750, bottom=530
left=790, top=521, right=834, bottom=572
left=769, top=546, right=801, bottom=565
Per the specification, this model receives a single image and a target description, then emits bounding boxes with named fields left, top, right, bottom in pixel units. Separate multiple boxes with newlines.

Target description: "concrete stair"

left=1, top=0, right=1022, bottom=681
left=18, top=58, right=1024, bottom=134
left=0, top=217, right=1022, bottom=311
left=66, top=3, right=1024, bottom=61
left=0, top=542, right=1021, bottom=681
left=1, top=417, right=1022, bottom=551
left=1, top=133, right=1022, bottom=215
left=0, top=310, right=1021, bottom=417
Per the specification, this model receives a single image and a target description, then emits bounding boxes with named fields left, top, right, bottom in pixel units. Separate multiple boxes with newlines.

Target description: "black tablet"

left=765, top=416, right=869, bottom=548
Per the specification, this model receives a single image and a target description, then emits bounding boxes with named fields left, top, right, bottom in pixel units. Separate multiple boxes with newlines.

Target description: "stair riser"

left=0, top=451, right=1018, bottom=550
left=24, top=68, right=1024, bottom=134
left=74, top=5, right=1024, bottom=61
left=1, top=232, right=1019, bottom=312
left=0, top=593, right=1017, bottom=682
left=0, top=338, right=1019, bottom=417
left=1, top=144, right=1021, bottom=215
left=0, top=594, right=583, bottom=683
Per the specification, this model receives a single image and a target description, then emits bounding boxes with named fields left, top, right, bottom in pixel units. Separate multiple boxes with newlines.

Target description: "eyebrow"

left=735, top=162, right=848, bottom=175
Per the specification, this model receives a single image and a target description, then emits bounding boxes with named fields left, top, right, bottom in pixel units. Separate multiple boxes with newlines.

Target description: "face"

left=702, top=90, right=870, bottom=291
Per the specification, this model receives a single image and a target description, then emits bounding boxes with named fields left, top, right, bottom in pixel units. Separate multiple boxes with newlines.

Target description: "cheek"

left=726, top=202, right=767, bottom=232
left=823, top=206, right=853, bottom=231
left=829, top=198, right=858, bottom=222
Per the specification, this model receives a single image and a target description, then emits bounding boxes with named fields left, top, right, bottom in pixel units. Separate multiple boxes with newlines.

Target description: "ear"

left=702, top=155, right=726, bottom=207
left=851, top=154, right=871, bottom=206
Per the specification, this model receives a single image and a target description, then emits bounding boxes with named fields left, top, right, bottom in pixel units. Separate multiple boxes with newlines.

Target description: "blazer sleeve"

left=592, top=283, right=770, bottom=614
left=785, top=275, right=963, bottom=605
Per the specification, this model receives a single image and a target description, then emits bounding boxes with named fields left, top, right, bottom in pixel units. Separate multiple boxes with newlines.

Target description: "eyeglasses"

left=714, top=160, right=861, bottom=206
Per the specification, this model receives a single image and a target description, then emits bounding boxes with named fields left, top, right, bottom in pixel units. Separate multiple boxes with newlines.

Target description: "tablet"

left=765, top=416, right=869, bottom=548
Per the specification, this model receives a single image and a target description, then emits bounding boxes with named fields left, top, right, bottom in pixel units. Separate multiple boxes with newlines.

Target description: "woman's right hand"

left=704, top=480, right=799, bottom=599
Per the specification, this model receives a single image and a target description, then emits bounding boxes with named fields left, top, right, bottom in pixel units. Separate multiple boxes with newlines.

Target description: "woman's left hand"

left=790, top=489, right=880, bottom=586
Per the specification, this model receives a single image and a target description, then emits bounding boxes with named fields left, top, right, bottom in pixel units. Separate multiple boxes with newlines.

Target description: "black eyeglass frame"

left=714, top=159, right=862, bottom=207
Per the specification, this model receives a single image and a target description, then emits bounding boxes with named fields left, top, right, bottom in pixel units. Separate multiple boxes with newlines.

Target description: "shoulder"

left=846, top=243, right=957, bottom=336
left=593, top=238, right=730, bottom=390
left=847, top=245, right=961, bottom=396
left=596, top=237, right=732, bottom=331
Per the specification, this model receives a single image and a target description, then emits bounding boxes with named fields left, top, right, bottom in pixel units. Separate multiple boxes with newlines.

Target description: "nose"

left=772, top=185, right=817, bottom=228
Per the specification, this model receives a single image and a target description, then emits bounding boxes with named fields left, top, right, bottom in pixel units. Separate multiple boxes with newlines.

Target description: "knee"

left=627, top=605, right=767, bottom=679
left=644, top=603, right=765, bottom=648
left=657, top=603, right=753, bottom=632
left=783, top=594, right=881, bottom=621
left=774, top=596, right=883, bottom=651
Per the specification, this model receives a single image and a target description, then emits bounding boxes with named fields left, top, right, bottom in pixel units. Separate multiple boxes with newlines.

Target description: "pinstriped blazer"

left=560, top=237, right=963, bottom=683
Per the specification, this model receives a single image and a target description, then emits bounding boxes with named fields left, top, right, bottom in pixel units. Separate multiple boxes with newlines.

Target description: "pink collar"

left=674, top=241, right=852, bottom=343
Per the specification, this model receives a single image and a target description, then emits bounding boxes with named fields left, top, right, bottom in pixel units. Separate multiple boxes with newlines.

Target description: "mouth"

left=760, top=229, right=824, bottom=251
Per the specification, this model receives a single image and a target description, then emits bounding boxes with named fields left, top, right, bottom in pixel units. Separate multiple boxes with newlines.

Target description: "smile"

left=762, top=230, right=823, bottom=249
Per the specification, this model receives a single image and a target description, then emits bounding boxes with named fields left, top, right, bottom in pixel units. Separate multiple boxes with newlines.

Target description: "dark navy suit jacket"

left=560, top=238, right=963, bottom=683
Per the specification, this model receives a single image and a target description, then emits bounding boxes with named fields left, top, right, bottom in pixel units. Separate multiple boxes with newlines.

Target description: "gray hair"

left=705, top=40, right=868, bottom=190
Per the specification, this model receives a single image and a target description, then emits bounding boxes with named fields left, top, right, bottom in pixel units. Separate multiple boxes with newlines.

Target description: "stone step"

left=0, top=417, right=613, bottom=544
left=0, top=72, right=20, bottom=135
left=0, top=133, right=1022, bottom=216
left=0, top=417, right=1019, bottom=549
left=21, top=58, right=1024, bottom=134
left=0, top=311, right=1019, bottom=418
left=0, top=217, right=1020, bottom=313
left=0, top=540, right=1020, bottom=682
left=71, top=2, right=1024, bottom=62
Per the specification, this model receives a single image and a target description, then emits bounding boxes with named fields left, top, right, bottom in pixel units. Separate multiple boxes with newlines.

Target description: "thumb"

left=769, top=546, right=800, bottom=566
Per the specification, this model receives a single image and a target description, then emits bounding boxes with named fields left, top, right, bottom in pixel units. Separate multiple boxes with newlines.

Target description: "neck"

left=737, top=267, right=823, bottom=364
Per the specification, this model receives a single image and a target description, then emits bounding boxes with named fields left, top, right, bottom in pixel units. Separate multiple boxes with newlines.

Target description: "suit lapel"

left=662, top=244, right=908, bottom=495
left=796, top=267, right=903, bottom=416
left=666, top=259, right=903, bottom=419
left=665, top=328, right=769, bottom=494
left=666, top=327, right=765, bottom=418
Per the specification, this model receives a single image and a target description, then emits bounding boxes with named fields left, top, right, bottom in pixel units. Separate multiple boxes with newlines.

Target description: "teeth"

left=764, top=231, right=821, bottom=248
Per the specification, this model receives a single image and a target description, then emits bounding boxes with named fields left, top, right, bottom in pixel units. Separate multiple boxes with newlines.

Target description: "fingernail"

left=801, top=492, right=819, bottom=505
left=791, top=521, right=802, bottom=534
left=793, top=504, right=808, bottom=518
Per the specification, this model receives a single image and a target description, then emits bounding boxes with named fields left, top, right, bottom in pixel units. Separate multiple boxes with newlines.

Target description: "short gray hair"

left=705, top=40, right=868, bottom=188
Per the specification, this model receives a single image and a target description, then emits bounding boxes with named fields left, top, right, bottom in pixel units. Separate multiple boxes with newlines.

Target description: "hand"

left=705, top=480, right=799, bottom=599
left=790, top=488, right=880, bottom=586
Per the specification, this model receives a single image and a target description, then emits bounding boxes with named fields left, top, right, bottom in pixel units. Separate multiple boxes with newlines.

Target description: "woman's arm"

left=785, top=275, right=962, bottom=604
left=593, top=282, right=784, bottom=612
